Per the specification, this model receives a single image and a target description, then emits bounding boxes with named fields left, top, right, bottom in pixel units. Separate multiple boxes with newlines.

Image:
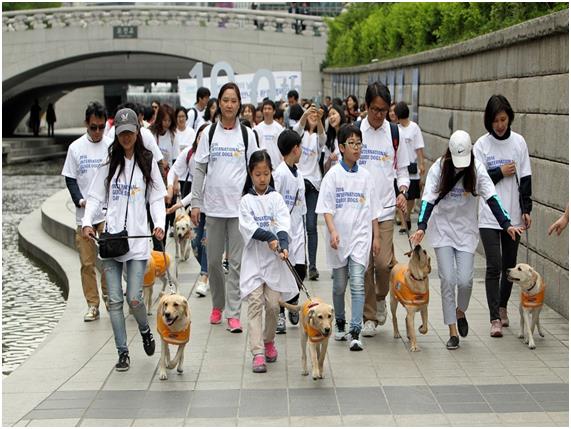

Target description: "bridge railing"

left=2, top=5, right=327, bottom=37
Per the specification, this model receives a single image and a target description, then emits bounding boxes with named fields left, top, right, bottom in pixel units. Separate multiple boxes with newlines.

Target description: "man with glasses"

left=358, top=82, right=410, bottom=338
left=62, top=102, right=112, bottom=322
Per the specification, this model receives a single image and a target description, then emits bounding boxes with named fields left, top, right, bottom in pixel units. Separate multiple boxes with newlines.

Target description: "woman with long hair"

left=82, top=108, right=166, bottom=371
left=174, top=106, right=196, bottom=152
left=410, top=130, right=522, bottom=350
left=203, top=97, right=219, bottom=125
left=323, top=104, right=346, bottom=173
left=345, top=94, right=360, bottom=123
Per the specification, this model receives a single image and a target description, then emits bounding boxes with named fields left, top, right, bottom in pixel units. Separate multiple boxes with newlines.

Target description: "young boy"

left=273, top=130, right=307, bottom=334
left=254, top=100, right=285, bottom=169
left=395, top=101, right=425, bottom=233
left=315, top=124, right=381, bottom=351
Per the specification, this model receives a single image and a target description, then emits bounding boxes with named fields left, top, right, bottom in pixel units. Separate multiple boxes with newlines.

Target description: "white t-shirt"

left=103, top=121, right=114, bottom=139
left=82, top=156, right=167, bottom=262
left=421, top=157, right=498, bottom=253
left=140, top=127, right=164, bottom=162
left=154, top=131, right=180, bottom=167
left=175, top=127, right=196, bottom=152
left=474, top=131, right=531, bottom=229
left=398, top=121, right=425, bottom=180
left=238, top=190, right=298, bottom=301
left=187, top=106, right=205, bottom=131
left=254, top=121, right=284, bottom=169
left=293, top=123, right=326, bottom=190
left=315, top=163, right=380, bottom=269
left=194, top=120, right=258, bottom=218
left=61, top=134, right=112, bottom=225
left=359, top=118, right=410, bottom=221
left=273, top=161, right=307, bottom=265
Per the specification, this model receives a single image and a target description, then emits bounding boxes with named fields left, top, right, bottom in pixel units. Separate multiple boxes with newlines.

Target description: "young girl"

left=293, top=104, right=326, bottom=281
left=82, top=108, right=166, bottom=371
left=239, top=150, right=298, bottom=373
left=410, top=130, right=522, bottom=350
left=474, top=95, right=532, bottom=337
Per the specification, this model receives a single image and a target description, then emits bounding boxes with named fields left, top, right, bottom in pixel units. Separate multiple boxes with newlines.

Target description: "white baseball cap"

left=449, top=130, right=472, bottom=168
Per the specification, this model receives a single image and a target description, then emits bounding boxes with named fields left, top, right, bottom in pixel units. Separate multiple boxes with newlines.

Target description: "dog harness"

left=143, top=250, right=170, bottom=287
left=521, top=280, right=546, bottom=309
left=157, top=313, right=191, bottom=345
left=301, top=300, right=331, bottom=343
left=393, top=266, right=429, bottom=306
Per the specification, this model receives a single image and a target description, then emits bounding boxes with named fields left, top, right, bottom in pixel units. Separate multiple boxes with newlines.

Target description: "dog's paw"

left=393, top=332, right=401, bottom=339
left=159, top=371, right=168, bottom=381
left=418, top=325, right=428, bottom=335
left=528, top=342, right=536, bottom=350
left=538, top=330, right=545, bottom=338
left=409, top=344, right=420, bottom=352
left=518, top=333, right=524, bottom=339
left=301, top=370, right=309, bottom=376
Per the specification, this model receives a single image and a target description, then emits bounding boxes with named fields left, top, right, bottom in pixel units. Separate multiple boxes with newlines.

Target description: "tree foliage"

left=325, top=2, right=568, bottom=68
left=2, top=3, right=61, bottom=12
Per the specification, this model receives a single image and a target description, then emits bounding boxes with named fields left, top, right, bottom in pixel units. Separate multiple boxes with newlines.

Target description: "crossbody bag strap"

left=123, top=161, right=137, bottom=230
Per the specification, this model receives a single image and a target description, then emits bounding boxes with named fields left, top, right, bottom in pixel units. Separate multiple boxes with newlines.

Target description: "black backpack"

left=190, top=107, right=199, bottom=129
left=357, top=120, right=400, bottom=169
left=208, top=121, right=257, bottom=170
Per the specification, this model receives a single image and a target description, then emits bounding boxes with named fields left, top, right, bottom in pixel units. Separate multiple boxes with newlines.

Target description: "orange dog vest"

left=393, top=266, right=429, bottom=306
left=521, top=280, right=546, bottom=309
left=143, top=251, right=170, bottom=287
left=301, top=300, right=331, bottom=343
left=157, top=313, right=191, bottom=345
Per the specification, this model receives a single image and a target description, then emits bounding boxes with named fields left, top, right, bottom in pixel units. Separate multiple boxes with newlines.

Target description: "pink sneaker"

left=252, top=354, right=266, bottom=373
left=490, top=319, right=503, bottom=337
left=264, top=341, right=278, bottom=362
left=210, top=308, right=222, bottom=325
left=227, top=318, right=242, bottom=333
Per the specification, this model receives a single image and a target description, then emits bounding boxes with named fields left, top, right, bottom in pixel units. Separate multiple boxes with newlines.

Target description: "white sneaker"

left=376, top=299, right=387, bottom=326
left=334, top=320, right=348, bottom=341
left=361, top=320, right=376, bottom=337
left=84, top=306, right=100, bottom=322
left=195, top=280, right=209, bottom=297
left=349, top=331, right=364, bottom=351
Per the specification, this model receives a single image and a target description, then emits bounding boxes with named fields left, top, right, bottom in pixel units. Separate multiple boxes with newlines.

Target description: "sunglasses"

left=89, top=124, right=106, bottom=131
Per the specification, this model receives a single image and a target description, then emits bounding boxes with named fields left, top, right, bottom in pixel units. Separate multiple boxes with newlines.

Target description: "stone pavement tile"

left=137, top=407, right=189, bottom=419
left=547, top=411, right=569, bottom=423
left=468, top=375, right=518, bottom=385
left=489, top=401, right=543, bottom=413
left=446, top=412, right=501, bottom=425
left=2, top=392, right=52, bottom=425
left=12, top=420, right=30, bottom=427
left=289, top=387, right=339, bottom=416
left=424, top=376, right=473, bottom=386
left=142, top=390, right=192, bottom=408
left=27, top=418, right=81, bottom=426
left=238, top=389, right=288, bottom=417
left=79, top=418, right=134, bottom=426
left=332, top=377, right=380, bottom=388
left=483, top=391, right=535, bottom=403
left=83, top=408, right=139, bottom=419
left=528, top=390, right=569, bottom=403
left=522, top=382, right=569, bottom=392
left=336, top=386, right=390, bottom=415
left=515, top=374, right=564, bottom=384
left=393, top=413, right=450, bottom=426
left=384, top=386, right=441, bottom=415
left=48, top=390, right=98, bottom=400
left=24, top=409, right=84, bottom=420
left=241, top=377, right=288, bottom=390
left=439, top=402, right=492, bottom=413
left=498, top=411, right=557, bottom=424
left=287, top=375, right=335, bottom=389
left=149, top=382, right=196, bottom=391
left=194, top=380, right=242, bottom=390
left=538, top=402, right=569, bottom=412
left=35, top=398, right=92, bottom=410
left=183, top=417, right=237, bottom=426
left=237, top=417, right=290, bottom=426
left=58, top=381, right=107, bottom=391
left=379, top=377, right=427, bottom=386
left=132, top=418, right=184, bottom=426
left=508, top=366, right=559, bottom=376
left=341, top=414, right=396, bottom=426
left=187, top=389, right=239, bottom=419
left=289, top=415, right=343, bottom=426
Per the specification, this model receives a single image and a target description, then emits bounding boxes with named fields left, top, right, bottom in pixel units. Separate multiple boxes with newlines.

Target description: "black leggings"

left=480, top=228, right=520, bottom=322
left=280, top=263, right=307, bottom=314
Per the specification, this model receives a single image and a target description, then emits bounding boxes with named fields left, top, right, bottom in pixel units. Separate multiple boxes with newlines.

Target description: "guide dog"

left=389, top=245, right=432, bottom=352
left=281, top=298, right=334, bottom=380
left=157, top=293, right=191, bottom=380
left=174, top=207, right=193, bottom=261
left=507, top=263, right=546, bottom=349
left=143, top=250, right=179, bottom=315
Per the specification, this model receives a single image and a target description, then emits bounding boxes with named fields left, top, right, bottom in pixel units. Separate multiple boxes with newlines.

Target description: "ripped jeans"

left=103, top=258, right=150, bottom=354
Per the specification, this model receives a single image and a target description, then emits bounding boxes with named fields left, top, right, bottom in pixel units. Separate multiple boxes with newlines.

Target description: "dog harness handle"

left=276, top=247, right=312, bottom=300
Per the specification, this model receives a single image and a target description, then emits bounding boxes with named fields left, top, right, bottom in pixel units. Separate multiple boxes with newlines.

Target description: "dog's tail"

left=279, top=301, right=302, bottom=312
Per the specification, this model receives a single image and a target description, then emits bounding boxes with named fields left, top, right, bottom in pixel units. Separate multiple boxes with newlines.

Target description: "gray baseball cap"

left=114, top=108, right=139, bottom=135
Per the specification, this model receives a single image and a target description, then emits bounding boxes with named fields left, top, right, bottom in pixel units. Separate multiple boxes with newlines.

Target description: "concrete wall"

left=323, top=10, right=569, bottom=318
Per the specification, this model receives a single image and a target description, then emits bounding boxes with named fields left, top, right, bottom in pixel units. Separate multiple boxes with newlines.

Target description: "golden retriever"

left=390, top=245, right=432, bottom=352
left=157, top=293, right=191, bottom=380
left=507, top=263, right=546, bottom=349
left=174, top=207, right=193, bottom=262
left=281, top=298, right=333, bottom=380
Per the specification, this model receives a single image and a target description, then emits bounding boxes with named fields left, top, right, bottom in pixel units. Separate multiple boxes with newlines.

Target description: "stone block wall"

left=322, top=10, right=569, bottom=318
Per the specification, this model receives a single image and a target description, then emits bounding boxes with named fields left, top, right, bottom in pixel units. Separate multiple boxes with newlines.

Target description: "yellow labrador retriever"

left=157, top=293, right=191, bottom=380
left=390, top=245, right=432, bottom=352
left=142, top=250, right=179, bottom=315
left=174, top=207, right=193, bottom=262
left=281, top=298, right=333, bottom=380
left=507, top=263, right=546, bottom=349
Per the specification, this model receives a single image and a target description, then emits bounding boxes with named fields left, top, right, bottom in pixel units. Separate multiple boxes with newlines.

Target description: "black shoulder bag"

left=98, top=162, right=136, bottom=259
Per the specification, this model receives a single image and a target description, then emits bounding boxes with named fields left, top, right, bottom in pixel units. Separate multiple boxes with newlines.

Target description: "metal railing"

left=2, top=5, right=327, bottom=36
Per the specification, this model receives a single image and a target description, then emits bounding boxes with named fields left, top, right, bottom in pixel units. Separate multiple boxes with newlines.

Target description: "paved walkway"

left=4, top=190, right=569, bottom=426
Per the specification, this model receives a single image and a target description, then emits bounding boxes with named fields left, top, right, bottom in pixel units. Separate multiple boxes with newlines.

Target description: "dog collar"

left=307, top=302, right=320, bottom=309
left=526, top=279, right=537, bottom=293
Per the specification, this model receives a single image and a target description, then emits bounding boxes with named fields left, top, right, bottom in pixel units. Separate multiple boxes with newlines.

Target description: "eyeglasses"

left=368, top=106, right=388, bottom=115
left=89, top=124, right=106, bottom=131
left=343, top=140, right=363, bottom=149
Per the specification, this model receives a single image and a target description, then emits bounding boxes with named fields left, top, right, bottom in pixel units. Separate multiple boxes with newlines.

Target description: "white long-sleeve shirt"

left=293, top=122, right=326, bottom=190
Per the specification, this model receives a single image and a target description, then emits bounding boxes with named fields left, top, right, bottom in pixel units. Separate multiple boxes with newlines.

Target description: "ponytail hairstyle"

left=437, top=149, right=477, bottom=199
left=242, top=149, right=275, bottom=196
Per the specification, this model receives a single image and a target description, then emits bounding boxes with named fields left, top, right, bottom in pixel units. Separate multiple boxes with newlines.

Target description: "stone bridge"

left=2, top=5, right=327, bottom=135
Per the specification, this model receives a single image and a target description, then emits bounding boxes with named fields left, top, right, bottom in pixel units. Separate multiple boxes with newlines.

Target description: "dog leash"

left=514, top=172, right=530, bottom=265
left=276, top=247, right=312, bottom=300
left=157, top=239, right=177, bottom=295
left=384, top=204, right=414, bottom=252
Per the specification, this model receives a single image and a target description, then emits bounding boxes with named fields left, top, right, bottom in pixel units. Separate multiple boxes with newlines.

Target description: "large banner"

left=179, top=70, right=302, bottom=107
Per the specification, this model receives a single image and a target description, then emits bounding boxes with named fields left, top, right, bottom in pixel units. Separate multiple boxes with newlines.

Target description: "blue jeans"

left=305, top=182, right=319, bottom=270
left=332, top=257, right=366, bottom=333
left=103, top=258, right=150, bottom=354
left=191, top=212, right=208, bottom=276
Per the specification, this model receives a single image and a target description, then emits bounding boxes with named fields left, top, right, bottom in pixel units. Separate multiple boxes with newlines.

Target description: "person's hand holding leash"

left=396, top=192, right=407, bottom=213
left=82, top=226, right=95, bottom=240
left=153, top=227, right=165, bottom=241
left=268, top=239, right=278, bottom=252
left=409, top=229, right=425, bottom=247
left=279, top=248, right=289, bottom=260
left=506, top=225, right=523, bottom=241
left=522, top=213, right=532, bottom=230
left=166, top=202, right=182, bottom=215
